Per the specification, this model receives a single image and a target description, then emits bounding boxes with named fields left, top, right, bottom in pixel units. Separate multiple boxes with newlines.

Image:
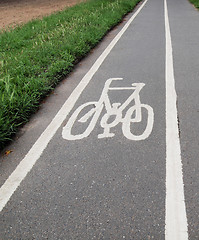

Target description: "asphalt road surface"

left=1, top=0, right=199, bottom=239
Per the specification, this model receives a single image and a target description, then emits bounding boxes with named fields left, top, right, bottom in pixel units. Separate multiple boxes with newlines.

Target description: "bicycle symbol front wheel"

left=122, top=104, right=154, bottom=141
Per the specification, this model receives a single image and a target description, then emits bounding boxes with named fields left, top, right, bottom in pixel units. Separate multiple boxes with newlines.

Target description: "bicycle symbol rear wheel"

left=62, top=102, right=103, bottom=140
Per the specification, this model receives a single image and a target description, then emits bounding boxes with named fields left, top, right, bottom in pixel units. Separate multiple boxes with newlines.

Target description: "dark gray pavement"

left=0, top=0, right=199, bottom=239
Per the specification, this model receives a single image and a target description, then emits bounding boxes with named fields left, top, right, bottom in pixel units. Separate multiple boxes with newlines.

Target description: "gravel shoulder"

left=0, top=0, right=84, bottom=29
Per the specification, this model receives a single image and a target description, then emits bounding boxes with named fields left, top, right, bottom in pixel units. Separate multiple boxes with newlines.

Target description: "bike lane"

left=0, top=0, right=166, bottom=239
left=167, top=0, right=199, bottom=238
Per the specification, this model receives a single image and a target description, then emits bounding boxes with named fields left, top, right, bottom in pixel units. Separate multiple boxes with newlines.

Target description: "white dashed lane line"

left=164, top=0, right=188, bottom=238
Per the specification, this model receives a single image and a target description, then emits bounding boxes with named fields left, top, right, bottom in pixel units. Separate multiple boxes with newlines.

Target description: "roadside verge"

left=189, top=0, right=199, bottom=9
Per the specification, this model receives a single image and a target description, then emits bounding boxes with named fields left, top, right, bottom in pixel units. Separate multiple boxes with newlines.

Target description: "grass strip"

left=0, top=0, right=141, bottom=149
left=189, top=0, right=199, bottom=9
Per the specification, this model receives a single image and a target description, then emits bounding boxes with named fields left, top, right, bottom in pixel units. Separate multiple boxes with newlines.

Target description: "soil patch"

left=0, top=0, right=84, bottom=29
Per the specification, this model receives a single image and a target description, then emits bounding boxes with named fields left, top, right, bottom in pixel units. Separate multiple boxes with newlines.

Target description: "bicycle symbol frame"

left=62, top=78, right=154, bottom=141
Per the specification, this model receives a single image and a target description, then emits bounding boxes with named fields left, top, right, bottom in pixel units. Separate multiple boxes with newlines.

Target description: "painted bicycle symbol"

left=62, top=78, right=154, bottom=141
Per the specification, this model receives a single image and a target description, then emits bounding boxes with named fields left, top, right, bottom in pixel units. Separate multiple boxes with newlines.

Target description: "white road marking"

left=62, top=78, right=154, bottom=140
left=164, top=0, right=188, bottom=238
left=0, top=0, right=148, bottom=212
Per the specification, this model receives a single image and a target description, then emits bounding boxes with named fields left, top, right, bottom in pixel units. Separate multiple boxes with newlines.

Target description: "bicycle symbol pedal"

left=62, top=78, right=154, bottom=141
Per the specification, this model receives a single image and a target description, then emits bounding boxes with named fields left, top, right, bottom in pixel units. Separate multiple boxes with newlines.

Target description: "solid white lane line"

left=164, top=0, right=188, bottom=239
left=0, top=0, right=148, bottom=212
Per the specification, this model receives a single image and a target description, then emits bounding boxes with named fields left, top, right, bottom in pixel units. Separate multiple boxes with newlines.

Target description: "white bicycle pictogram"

left=62, top=78, right=154, bottom=141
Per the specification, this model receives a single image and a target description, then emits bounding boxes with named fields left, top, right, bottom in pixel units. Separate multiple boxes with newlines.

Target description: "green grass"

left=0, top=0, right=141, bottom=149
left=189, top=0, right=199, bottom=9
